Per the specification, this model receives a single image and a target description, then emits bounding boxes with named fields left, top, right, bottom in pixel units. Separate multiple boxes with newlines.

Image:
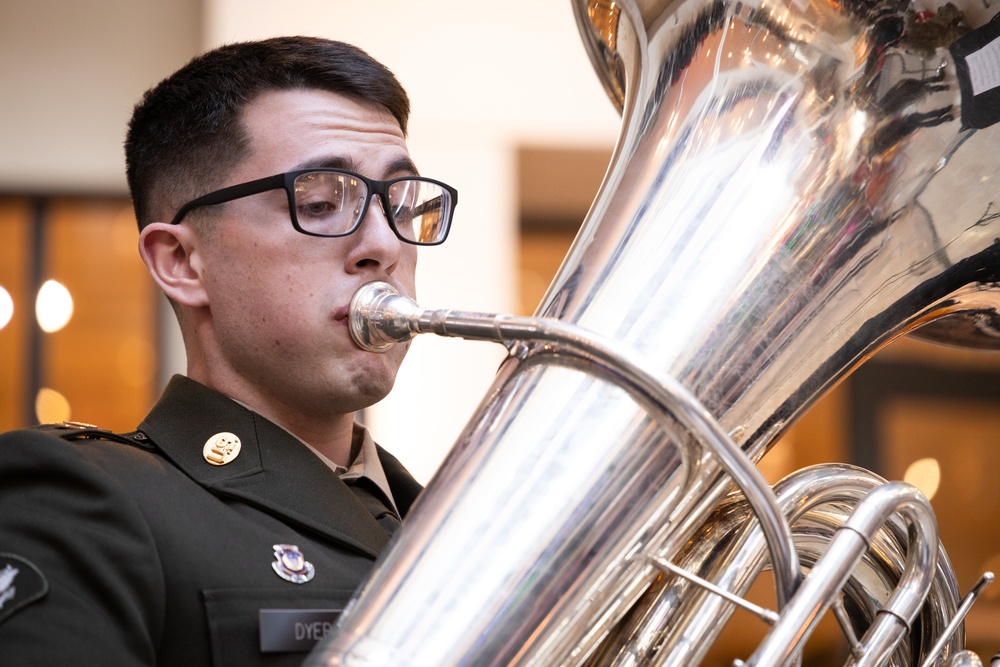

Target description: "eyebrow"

left=294, top=156, right=420, bottom=179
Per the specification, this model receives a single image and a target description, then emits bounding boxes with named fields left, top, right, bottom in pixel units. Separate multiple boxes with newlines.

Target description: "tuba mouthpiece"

left=348, top=281, right=422, bottom=352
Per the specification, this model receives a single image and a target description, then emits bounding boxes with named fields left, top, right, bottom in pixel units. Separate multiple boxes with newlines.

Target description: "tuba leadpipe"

left=310, top=0, right=1000, bottom=662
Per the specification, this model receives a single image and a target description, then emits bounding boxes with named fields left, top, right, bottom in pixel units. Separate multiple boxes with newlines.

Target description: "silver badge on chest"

left=271, top=544, right=315, bottom=584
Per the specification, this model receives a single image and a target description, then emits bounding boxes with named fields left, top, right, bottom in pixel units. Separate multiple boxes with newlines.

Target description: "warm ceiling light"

left=0, top=286, right=12, bottom=330
left=903, top=457, right=941, bottom=501
left=35, top=279, right=74, bottom=333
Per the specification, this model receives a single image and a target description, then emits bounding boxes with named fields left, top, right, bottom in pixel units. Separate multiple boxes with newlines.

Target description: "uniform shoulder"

left=0, top=423, right=163, bottom=477
left=0, top=421, right=180, bottom=513
left=6, top=421, right=156, bottom=451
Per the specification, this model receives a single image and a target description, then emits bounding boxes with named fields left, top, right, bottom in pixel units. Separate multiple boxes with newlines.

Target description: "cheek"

left=398, top=248, right=419, bottom=295
left=208, top=261, right=304, bottom=329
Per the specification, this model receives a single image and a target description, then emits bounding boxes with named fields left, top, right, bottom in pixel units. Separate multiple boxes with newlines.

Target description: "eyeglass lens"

left=292, top=172, right=450, bottom=243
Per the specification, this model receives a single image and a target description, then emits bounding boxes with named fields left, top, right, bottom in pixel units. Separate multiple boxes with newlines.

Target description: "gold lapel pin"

left=203, top=432, right=241, bottom=465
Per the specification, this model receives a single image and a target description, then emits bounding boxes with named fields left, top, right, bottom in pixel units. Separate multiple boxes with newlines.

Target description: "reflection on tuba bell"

left=310, top=0, right=1000, bottom=664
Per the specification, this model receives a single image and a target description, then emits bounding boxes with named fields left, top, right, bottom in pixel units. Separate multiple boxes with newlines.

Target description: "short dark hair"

left=125, top=36, right=410, bottom=228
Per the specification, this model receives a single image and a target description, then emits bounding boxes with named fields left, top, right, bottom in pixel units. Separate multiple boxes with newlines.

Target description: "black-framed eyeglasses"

left=169, top=168, right=457, bottom=246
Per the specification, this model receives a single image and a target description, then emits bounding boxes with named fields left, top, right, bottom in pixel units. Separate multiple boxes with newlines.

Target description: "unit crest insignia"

left=271, top=544, right=315, bottom=584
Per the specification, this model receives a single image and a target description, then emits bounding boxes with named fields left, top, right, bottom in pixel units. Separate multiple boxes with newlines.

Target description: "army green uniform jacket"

left=0, top=375, right=422, bottom=666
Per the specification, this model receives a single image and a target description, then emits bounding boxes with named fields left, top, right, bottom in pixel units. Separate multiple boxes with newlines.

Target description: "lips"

left=333, top=305, right=349, bottom=325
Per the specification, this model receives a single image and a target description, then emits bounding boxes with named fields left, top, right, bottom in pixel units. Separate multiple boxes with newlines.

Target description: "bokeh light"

left=35, top=387, right=71, bottom=424
left=35, top=279, right=74, bottom=333
left=0, top=286, right=12, bottom=330
left=903, top=457, right=942, bottom=501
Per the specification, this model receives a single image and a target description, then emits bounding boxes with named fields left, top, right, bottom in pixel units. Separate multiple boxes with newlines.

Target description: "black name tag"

left=259, top=608, right=342, bottom=653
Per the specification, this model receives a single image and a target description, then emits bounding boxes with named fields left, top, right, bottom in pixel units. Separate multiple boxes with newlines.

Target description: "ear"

left=138, top=222, right=210, bottom=308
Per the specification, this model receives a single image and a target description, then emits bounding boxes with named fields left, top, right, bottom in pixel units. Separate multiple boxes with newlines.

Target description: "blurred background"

left=1, top=1, right=999, bottom=663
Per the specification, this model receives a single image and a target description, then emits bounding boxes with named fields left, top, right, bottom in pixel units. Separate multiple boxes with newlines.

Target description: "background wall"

left=0, top=0, right=202, bottom=193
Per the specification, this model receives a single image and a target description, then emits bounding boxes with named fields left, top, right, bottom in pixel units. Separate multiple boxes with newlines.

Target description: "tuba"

left=311, top=0, right=1000, bottom=663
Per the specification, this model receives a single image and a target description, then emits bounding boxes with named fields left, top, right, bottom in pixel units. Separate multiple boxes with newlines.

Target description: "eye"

left=293, top=172, right=350, bottom=221
left=297, top=199, right=341, bottom=218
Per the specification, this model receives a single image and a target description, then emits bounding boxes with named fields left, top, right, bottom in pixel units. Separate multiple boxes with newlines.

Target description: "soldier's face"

left=191, top=88, right=418, bottom=420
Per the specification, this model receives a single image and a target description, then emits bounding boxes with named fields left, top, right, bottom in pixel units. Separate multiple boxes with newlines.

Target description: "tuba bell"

left=310, top=0, right=1000, bottom=663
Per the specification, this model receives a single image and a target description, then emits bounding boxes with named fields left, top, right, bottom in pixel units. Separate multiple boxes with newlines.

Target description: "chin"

left=350, top=367, right=397, bottom=408
left=334, top=345, right=407, bottom=409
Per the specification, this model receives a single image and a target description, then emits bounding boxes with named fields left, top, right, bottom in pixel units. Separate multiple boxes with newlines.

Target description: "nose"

left=344, top=193, right=402, bottom=273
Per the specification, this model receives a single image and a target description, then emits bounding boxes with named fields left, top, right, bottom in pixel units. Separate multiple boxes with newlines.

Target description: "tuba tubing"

left=590, top=464, right=964, bottom=667
left=746, top=482, right=938, bottom=666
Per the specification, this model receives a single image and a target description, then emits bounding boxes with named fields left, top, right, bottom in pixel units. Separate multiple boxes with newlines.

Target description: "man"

left=0, top=36, right=456, bottom=666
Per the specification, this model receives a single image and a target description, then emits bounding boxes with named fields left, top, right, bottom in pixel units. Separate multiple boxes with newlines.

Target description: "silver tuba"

left=310, top=0, right=1000, bottom=664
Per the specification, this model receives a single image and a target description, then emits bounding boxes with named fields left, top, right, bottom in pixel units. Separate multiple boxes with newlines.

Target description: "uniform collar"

left=138, top=375, right=392, bottom=559
left=300, top=424, right=399, bottom=515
